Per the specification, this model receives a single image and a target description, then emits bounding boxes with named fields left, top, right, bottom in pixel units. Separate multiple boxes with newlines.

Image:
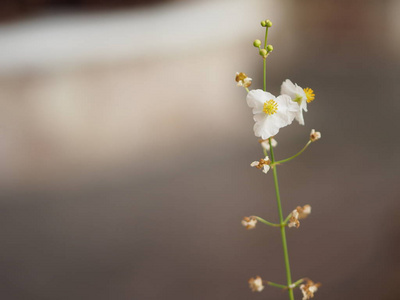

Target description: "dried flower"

left=310, top=129, right=321, bottom=142
left=235, top=72, right=252, bottom=88
left=288, top=209, right=300, bottom=228
left=288, top=205, right=312, bottom=228
left=300, top=279, right=321, bottom=300
left=281, top=79, right=315, bottom=125
left=297, top=205, right=311, bottom=219
left=247, top=90, right=298, bottom=140
left=251, top=156, right=271, bottom=174
left=248, top=276, right=264, bottom=292
left=259, top=138, right=277, bottom=151
left=241, top=216, right=257, bottom=229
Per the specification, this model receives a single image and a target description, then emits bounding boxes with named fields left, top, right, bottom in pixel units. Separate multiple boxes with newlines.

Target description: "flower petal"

left=281, top=79, right=297, bottom=98
left=247, top=89, right=276, bottom=114
left=251, top=95, right=297, bottom=140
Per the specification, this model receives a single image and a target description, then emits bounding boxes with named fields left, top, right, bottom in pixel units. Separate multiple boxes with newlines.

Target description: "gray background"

left=0, top=0, right=399, bottom=299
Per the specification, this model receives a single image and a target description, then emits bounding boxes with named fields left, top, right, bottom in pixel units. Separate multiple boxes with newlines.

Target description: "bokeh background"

left=0, top=0, right=399, bottom=299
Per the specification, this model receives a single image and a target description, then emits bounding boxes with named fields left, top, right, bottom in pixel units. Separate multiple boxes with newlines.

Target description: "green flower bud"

left=253, top=39, right=262, bottom=48
left=266, top=45, right=274, bottom=52
left=260, top=20, right=267, bottom=27
left=265, top=20, right=272, bottom=27
left=259, top=49, right=268, bottom=58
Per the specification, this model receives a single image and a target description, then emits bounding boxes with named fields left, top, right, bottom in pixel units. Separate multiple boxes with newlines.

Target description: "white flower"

left=300, top=280, right=320, bottom=300
left=310, top=129, right=321, bottom=142
left=241, top=216, right=257, bottom=229
left=250, top=156, right=271, bottom=174
left=248, top=276, right=264, bottom=292
left=235, top=72, right=252, bottom=88
left=247, top=89, right=299, bottom=140
left=281, top=79, right=315, bottom=125
left=259, top=138, right=277, bottom=151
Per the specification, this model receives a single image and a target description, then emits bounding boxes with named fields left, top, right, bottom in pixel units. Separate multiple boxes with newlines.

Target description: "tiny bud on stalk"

left=267, top=45, right=274, bottom=52
left=259, top=49, right=268, bottom=58
left=253, top=39, right=262, bottom=47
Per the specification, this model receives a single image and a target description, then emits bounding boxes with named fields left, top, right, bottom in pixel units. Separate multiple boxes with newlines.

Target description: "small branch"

left=275, top=140, right=312, bottom=164
left=283, top=213, right=292, bottom=225
left=254, top=216, right=281, bottom=228
left=292, top=278, right=307, bottom=288
left=264, top=281, right=287, bottom=289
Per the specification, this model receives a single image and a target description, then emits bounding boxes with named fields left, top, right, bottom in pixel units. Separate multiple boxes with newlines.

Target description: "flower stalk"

left=263, top=27, right=294, bottom=300
left=269, top=138, right=295, bottom=300
left=276, top=140, right=311, bottom=164
left=238, top=19, right=321, bottom=300
left=254, top=216, right=282, bottom=228
left=265, top=281, right=289, bottom=289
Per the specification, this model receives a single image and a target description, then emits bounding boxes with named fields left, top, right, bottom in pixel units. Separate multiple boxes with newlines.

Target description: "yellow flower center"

left=263, top=99, right=278, bottom=115
left=303, top=88, right=315, bottom=103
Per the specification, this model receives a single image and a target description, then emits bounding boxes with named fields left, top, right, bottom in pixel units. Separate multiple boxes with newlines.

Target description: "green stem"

left=264, top=27, right=269, bottom=50
left=245, top=87, right=250, bottom=93
left=262, top=31, right=293, bottom=298
left=269, top=138, right=294, bottom=300
left=263, top=58, right=266, bottom=91
left=263, top=27, right=269, bottom=91
left=283, top=213, right=292, bottom=225
left=254, top=216, right=282, bottom=228
left=275, top=140, right=312, bottom=164
left=292, top=278, right=306, bottom=288
left=266, top=281, right=288, bottom=289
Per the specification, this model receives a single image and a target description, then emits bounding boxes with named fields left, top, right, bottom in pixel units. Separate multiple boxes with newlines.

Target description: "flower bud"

left=265, top=20, right=272, bottom=27
left=259, top=49, right=268, bottom=58
left=266, top=45, right=274, bottom=52
left=253, top=39, right=262, bottom=48
left=260, top=20, right=267, bottom=27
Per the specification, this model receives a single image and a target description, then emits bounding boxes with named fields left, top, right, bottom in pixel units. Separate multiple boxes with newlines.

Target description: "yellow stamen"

left=263, top=99, right=278, bottom=115
left=303, top=88, right=315, bottom=103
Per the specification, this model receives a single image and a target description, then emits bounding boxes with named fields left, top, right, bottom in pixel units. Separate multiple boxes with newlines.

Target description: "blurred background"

left=0, top=0, right=399, bottom=299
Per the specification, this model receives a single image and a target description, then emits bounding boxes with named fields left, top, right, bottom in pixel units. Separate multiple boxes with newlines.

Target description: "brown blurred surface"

left=0, top=1, right=400, bottom=299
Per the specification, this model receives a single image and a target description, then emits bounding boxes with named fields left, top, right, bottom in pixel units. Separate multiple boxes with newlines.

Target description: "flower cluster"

left=243, top=80, right=316, bottom=140
left=237, top=18, right=322, bottom=300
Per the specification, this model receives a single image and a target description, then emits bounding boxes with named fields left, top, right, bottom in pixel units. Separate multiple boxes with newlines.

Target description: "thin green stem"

left=263, top=58, right=266, bottom=91
left=292, top=278, right=306, bottom=288
left=283, top=213, right=292, bottom=225
left=263, top=27, right=269, bottom=91
left=262, top=31, right=293, bottom=298
left=264, top=27, right=269, bottom=50
left=254, top=216, right=282, bottom=227
left=275, top=140, right=312, bottom=164
left=245, top=87, right=250, bottom=93
left=265, top=281, right=288, bottom=289
left=269, top=138, right=294, bottom=300
left=263, top=148, right=268, bottom=157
